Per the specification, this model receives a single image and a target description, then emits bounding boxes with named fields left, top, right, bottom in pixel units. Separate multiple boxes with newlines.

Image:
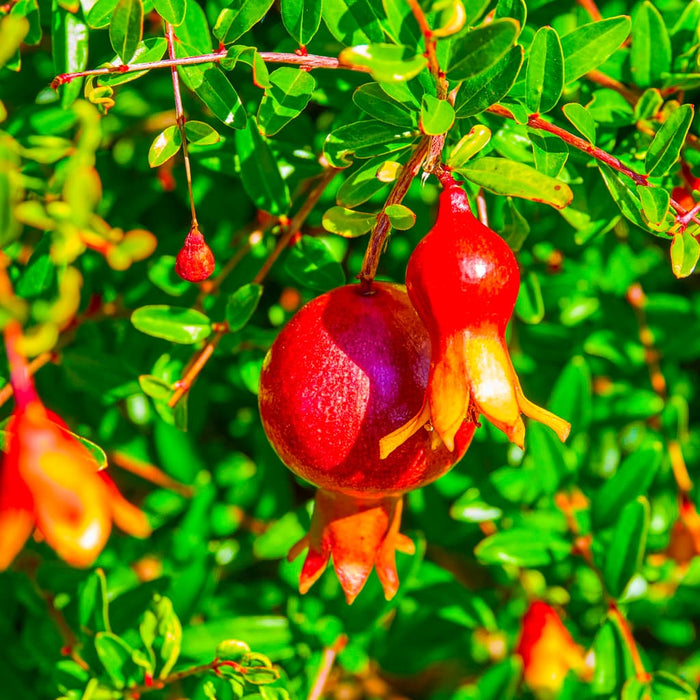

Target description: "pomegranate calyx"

left=288, top=490, right=414, bottom=604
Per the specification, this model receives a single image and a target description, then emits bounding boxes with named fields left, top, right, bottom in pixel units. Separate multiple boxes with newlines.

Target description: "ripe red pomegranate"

left=175, top=226, right=215, bottom=282
left=381, top=182, right=569, bottom=458
left=259, top=282, right=475, bottom=603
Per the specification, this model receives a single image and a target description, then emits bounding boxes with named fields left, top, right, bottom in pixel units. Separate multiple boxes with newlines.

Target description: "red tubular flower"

left=381, top=183, right=570, bottom=458
left=0, top=322, right=151, bottom=569
left=516, top=601, right=588, bottom=696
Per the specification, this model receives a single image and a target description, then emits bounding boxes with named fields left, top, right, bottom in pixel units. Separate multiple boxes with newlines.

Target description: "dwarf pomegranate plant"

left=381, top=181, right=571, bottom=458
left=259, top=282, right=475, bottom=602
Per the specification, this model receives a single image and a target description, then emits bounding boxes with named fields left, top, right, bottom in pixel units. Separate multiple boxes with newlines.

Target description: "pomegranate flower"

left=516, top=601, right=589, bottom=696
left=381, top=183, right=570, bottom=458
left=0, top=322, right=151, bottom=569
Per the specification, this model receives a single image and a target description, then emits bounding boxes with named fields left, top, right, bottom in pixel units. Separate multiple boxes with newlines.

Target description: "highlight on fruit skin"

left=258, top=282, right=476, bottom=603
left=380, top=182, right=570, bottom=459
left=516, top=600, right=590, bottom=696
left=175, top=225, right=215, bottom=282
left=0, top=321, right=151, bottom=569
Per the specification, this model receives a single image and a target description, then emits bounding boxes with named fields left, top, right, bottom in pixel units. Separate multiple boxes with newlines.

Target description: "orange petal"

left=0, top=507, right=34, bottom=570
left=99, top=472, right=152, bottom=538
left=515, top=384, right=571, bottom=443
left=379, top=398, right=431, bottom=460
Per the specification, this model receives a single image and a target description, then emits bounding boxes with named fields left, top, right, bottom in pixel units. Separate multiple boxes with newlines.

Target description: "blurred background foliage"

left=2, top=0, right=700, bottom=698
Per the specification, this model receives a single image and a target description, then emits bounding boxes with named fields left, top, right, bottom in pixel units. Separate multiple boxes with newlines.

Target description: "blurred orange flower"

left=0, top=321, right=151, bottom=569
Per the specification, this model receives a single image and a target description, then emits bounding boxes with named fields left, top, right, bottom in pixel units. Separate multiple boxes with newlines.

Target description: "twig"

left=110, top=451, right=195, bottom=497
left=586, top=70, right=639, bottom=107
left=358, top=136, right=431, bottom=286
left=576, top=0, right=603, bottom=22
left=307, top=635, right=348, bottom=700
left=0, top=351, right=53, bottom=409
left=168, top=329, right=225, bottom=407
left=406, top=0, right=446, bottom=99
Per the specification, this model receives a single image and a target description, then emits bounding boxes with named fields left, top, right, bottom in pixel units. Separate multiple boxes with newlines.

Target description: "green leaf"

left=0, top=15, right=28, bottom=70
left=86, top=0, right=118, bottom=29
left=446, top=125, right=491, bottom=169
left=637, top=185, right=670, bottom=231
left=79, top=569, right=111, bottom=634
left=603, top=497, right=649, bottom=598
left=670, top=228, right=700, bottom=279
left=139, top=375, right=173, bottom=401
left=529, top=130, right=568, bottom=177
left=634, top=88, right=663, bottom=121
left=258, top=67, right=316, bottom=137
left=284, top=237, right=345, bottom=292
left=385, top=203, right=415, bottom=230
left=645, top=104, right=694, bottom=177
left=457, top=157, right=573, bottom=209
left=322, top=0, right=383, bottom=45
left=235, top=118, right=291, bottom=215
left=597, top=163, right=649, bottom=230
left=561, top=16, right=631, bottom=83
left=352, top=83, right=417, bottom=128
left=99, top=37, right=168, bottom=87
left=225, top=283, right=263, bottom=332
left=526, top=26, right=564, bottom=114
left=549, top=356, right=593, bottom=434
left=148, top=126, right=182, bottom=168
left=221, top=45, right=271, bottom=88
left=450, top=489, right=502, bottom=524
left=281, top=0, right=322, bottom=45
left=109, top=0, right=143, bottom=65
left=94, top=632, right=135, bottom=688
left=478, top=657, right=522, bottom=700
left=152, top=0, right=186, bottom=26
left=175, top=0, right=211, bottom=52
left=322, top=207, right=376, bottom=238
left=324, top=120, right=417, bottom=168
left=592, top=442, right=663, bottom=529
left=648, top=672, right=697, bottom=700
left=514, top=271, right=544, bottom=324
left=184, top=121, right=220, bottom=146
left=131, top=305, right=212, bottom=344
left=11, top=0, right=40, bottom=45
left=336, top=157, right=390, bottom=207
left=420, top=95, right=455, bottom=136
left=339, top=44, right=427, bottom=83
left=495, top=0, right=526, bottom=29
left=453, top=45, right=524, bottom=118
left=562, top=102, right=597, bottom=144
left=176, top=42, right=246, bottom=129
left=52, top=0, right=89, bottom=106
left=630, top=1, right=671, bottom=89
left=448, top=19, right=520, bottom=82
left=475, top=528, right=571, bottom=567
left=213, top=0, right=275, bottom=43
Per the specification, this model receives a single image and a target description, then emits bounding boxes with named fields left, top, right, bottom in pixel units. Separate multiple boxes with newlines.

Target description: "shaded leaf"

left=448, top=19, right=519, bottom=82
left=645, top=104, right=694, bottom=177
left=109, top=0, right=143, bottom=64
left=226, top=284, right=264, bottom=332
left=525, top=26, right=564, bottom=114
left=352, top=83, right=417, bottom=128
left=324, top=120, right=417, bottom=168
left=630, top=1, right=671, bottom=88
left=284, top=237, right=345, bottom=291
left=214, top=0, right=275, bottom=43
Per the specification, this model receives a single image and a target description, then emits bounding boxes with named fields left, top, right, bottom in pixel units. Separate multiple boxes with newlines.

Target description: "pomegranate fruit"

left=381, top=182, right=570, bottom=458
left=259, top=282, right=475, bottom=603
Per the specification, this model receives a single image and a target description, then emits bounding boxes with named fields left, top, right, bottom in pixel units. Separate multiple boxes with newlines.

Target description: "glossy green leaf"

left=529, top=130, right=568, bottom=177
left=630, top=1, right=671, bottom=89
left=448, top=19, right=520, bottom=82
left=152, top=0, right=186, bottom=26
left=281, top=0, right=322, bottom=44
left=475, top=528, right=571, bottom=567
left=226, top=284, right=264, bottom=332
left=562, top=103, right=597, bottom=144
left=420, top=95, right=455, bottom=136
left=561, top=16, right=631, bottom=83
left=648, top=672, right=697, bottom=700
left=385, top=203, right=415, bottom=230
left=446, top=125, right=491, bottom=169
left=284, top=236, right=346, bottom=292
left=131, top=305, right=212, bottom=344
left=148, top=126, right=182, bottom=168
left=592, top=442, right=663, bottom=529
left=526, top=26, right=564, bottom=114
left=221, top=45, right=271, bottom=88
left=453, top=45, right=524, bottom=118
left=258, top=67, right=316, bottom=137
left=634, top=88, right=663, bottom=121
left=646, top=104, right=694, bottom=177
left=340, top=44, right=427, bottom=83
left=637, top=185, right=670, bottom=231
left=184, top=121, right=220, bottom=146
left=495, top=0, right=526, bottom=29
left=603, top=497, right=649, bottom=598
left=175, top=0, right=212, bottom=52
left=322, top=207, right=376, bottom=238
left=324, top=120, right=417, bottom=168
left=597, top=163, right=649, bottom=230
left=458, top=157, right=573, bottom=209
left=213, top=0, right=275, bottom=43
left=336, top=157, right=390, bottom=207
left=451, top=489, right=502, bottom=524
left=109, top=0, right=143, bottom=65
left=670, top=229, right=700, bottom=279
left=51, top=0, right=89, bottom=106
left=322, top=0, right=383, bottom=45
left=86, top=0, right=118, bottom=28
left=99, top=37, right=168, bottom=87
left=235, top=119, right=290, bottom=215
left=176, top=43, right=246, bottom=129
left=352, top=83, right=417, bottom=128
left=79, top=569, right=111, bottom=634
left=139, top=375, right=173, bottom=402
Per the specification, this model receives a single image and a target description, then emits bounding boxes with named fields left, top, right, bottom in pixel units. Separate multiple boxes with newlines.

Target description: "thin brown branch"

left=110, top=451, right=195, bottom=497
left=586, top=69, right=639, bottom=107
left=576, top=0, right=603, bottom=22
left=307, top=635, right=348, bottom=700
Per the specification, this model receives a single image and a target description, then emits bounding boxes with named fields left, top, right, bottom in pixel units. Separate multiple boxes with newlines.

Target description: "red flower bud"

left=175, top=227, right=215, bottom=282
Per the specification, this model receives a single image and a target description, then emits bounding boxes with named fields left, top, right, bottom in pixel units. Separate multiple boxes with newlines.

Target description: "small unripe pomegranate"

left=175, top=226, right=215, bottom=282
left=516, top=601, right=589, bottom=697
left=259, top=283, right=475, bottom=602
left=381, top=183, right=569, bottom=457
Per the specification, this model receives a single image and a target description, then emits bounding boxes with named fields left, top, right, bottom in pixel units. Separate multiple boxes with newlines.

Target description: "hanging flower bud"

left=175, top=226, right=215, bottom=282
left=381, top=183, right=570, bottom=458
left=0, top=322, right=151, bottom=569
left=516, top=601, right=589, bottom=696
